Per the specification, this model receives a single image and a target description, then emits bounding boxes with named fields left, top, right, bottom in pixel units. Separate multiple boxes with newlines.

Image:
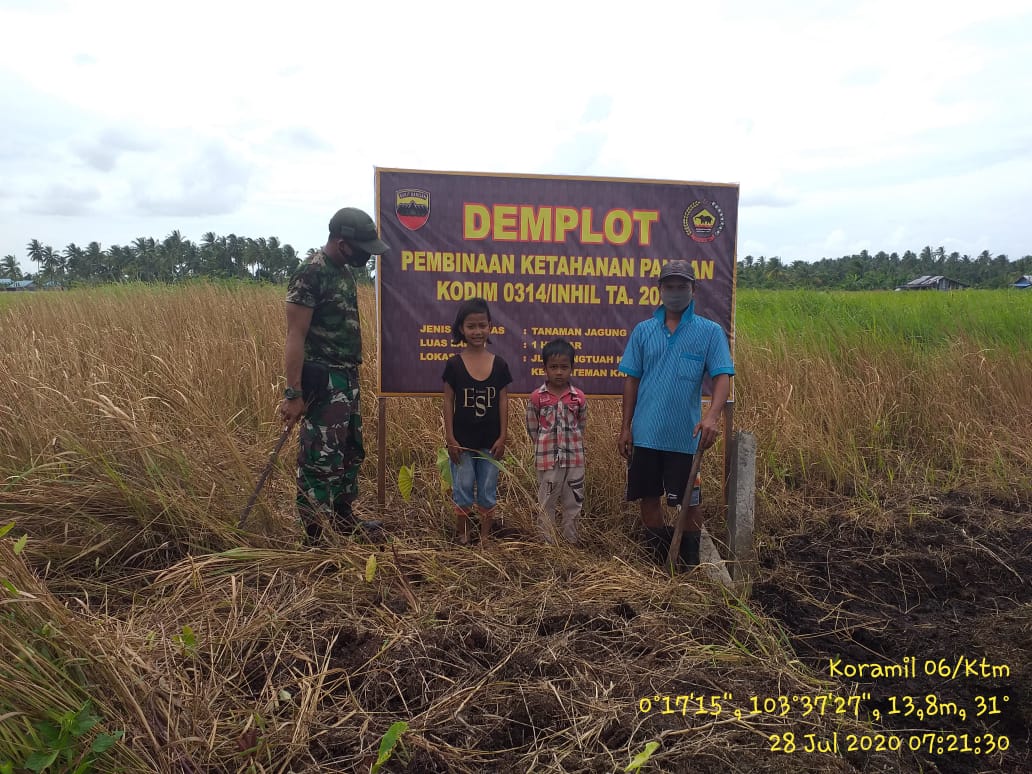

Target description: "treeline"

left=3, top=233, right=308, bottom=285
left=4, top=236, right=1030, bottom=290
left=738, top=247, right=1032, bottom=289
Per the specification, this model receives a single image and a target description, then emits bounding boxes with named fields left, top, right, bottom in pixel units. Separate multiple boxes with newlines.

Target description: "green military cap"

left=329, top=207, right=391, bottom=254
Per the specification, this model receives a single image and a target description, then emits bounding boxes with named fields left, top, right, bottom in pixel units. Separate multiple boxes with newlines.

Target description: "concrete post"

left=727, top=430, right=757, bottom=585
left=699, top=526, right=733, bottom=586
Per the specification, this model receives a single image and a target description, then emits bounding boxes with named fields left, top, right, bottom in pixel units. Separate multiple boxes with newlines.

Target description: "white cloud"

left=131, top=139, right=253, bottom=217
left=24, top=183, right=101, bottom=216
left=1, top=0, right=1031, bottom=269
left=74, top=128, right=157, bottom=172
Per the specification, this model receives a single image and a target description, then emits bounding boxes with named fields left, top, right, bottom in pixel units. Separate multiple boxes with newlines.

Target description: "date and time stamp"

left=637, top=656, right=1017, bottom=757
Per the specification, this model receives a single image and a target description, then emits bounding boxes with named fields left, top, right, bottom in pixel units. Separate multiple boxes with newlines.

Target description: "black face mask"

left=342, top=241, right=371, bottom=267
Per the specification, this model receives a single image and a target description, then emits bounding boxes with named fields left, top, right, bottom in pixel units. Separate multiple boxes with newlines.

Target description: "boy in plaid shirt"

left=526, top=339, right=587, bottom=545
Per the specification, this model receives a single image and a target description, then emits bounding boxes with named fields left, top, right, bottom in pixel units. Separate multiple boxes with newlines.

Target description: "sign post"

left=374, top=168, right=738, bottom=506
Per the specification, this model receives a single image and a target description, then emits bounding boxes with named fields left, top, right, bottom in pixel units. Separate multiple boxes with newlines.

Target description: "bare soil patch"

left=752, top=493, right=1031, bottom=773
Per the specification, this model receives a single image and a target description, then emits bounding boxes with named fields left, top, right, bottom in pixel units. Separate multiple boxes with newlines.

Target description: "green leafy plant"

left=173, top=624, right=197, bottom=657
left=397, top=463, right=415, bottom=501
left=436, top=447, right=509, bottom=489
left=22, top=701, right=124, bottom=773
left=625, top=740, right=659, bottom=771
left=370, top=721, right=407, bottom=774
left=434, top=448, right=452, bottom=493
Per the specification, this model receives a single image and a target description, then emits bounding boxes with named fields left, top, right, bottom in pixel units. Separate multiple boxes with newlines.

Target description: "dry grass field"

left=1, top=284, right=1029, bottom=773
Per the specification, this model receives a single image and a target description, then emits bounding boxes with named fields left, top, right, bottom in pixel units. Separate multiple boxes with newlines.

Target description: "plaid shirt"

left=525, top=384, right=587, bottom=471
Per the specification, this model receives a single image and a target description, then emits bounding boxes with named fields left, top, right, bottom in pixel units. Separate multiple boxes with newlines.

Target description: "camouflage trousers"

left=296, top=365, right=364, bottom=540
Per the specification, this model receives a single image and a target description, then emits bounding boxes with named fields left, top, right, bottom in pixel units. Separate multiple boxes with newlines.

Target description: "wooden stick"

left=377, top=396, right=387, bottom=507
left=238, top=421, right=295, bottom=529
left=667, top=446, right=705, bottom=570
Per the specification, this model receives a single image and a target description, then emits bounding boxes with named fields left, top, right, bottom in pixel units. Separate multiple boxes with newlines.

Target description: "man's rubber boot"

left=643, top=526, right=700, bottom=571
left=643, top=526, right=674, bottom=566
left=682, top=530, right=701, bottom=569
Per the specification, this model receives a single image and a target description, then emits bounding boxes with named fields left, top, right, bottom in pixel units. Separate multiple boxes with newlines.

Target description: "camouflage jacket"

left=285, top=250, right=361, bottom=366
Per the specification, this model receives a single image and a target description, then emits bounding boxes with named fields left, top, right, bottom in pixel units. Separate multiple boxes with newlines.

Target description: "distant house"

left=1012, top=275, right=1032, bottom=289
left=7, top=279, right=36, bottom=291
left=895, top=275, right=968, bottom=291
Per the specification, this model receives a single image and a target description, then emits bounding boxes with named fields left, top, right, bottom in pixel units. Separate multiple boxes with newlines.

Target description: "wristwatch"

left=284, top=387, right=303, bottom=400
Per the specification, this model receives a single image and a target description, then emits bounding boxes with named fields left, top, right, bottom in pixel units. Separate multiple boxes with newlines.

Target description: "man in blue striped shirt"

left=617, top=260, right=734, bottom=566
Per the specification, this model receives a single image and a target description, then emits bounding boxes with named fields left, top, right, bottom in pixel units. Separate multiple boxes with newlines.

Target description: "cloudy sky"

left=2, top=0, right=1031, bottom=271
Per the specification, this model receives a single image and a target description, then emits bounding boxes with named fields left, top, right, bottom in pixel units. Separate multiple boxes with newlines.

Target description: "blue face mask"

left=661, top=287, right=693, bottom=312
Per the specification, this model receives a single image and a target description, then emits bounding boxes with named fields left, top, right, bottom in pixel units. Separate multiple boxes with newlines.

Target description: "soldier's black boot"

left=332, top=497, right=358, bottom=531
left=300, top=506, right=324, bottom=546
left=333, top=497, right=384, bottom=542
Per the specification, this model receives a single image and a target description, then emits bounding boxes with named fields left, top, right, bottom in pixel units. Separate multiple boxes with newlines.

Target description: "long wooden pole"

left=377, top=396, right=387, bottom=507
left=238, top=421, right=295, bottom=529
left=666, top=447, right=705, bottom=570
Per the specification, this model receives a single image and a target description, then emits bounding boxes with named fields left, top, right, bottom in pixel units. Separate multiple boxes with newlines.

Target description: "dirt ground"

left=8, top=490, right=1028, bottom=772
left=751, top=493, right=1031, bottom=774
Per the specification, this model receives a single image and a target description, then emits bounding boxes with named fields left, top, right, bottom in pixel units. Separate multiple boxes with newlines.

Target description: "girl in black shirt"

left=442, top=298, right=512, bottom=546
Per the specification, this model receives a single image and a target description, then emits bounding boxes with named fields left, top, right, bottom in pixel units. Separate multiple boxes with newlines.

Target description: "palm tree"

left=131, top=237, right=157, bottom=281
left=225, top=234, right=247, bottom=277
left=265, top=238, right=298, bottom=282
left=244, top=236, right=267, bottom=278
left=179, top=241, right=201, bottom=279
left=85, top=242, right=106, bottom=280
left=765, top=256, right=785, bottom=286
left=26, top=239, right=44, bottom=278
left=40, top=244, right=60, bottom=281
left=107, top=245, right=131, bottom=283
left=64, top=243, right=85, bottom=281
left=919, top=245, right=933, bottom=271
left=201, top=232, right=235, bottom=277
left=2, top=255, right=22, bottom=280
left=274, top=244, right=300, bottom=282
left=161, top=230, right=187, bottom=281
left=199, top=231, right=220, bottom=276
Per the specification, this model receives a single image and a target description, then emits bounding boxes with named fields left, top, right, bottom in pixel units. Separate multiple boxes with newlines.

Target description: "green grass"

left=736, top=288, right=1031, bottom=351
left=0, top=292, right=30, bottom=310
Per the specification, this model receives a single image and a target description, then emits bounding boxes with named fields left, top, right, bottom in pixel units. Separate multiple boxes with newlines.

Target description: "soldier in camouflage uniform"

left=278, top=207, right=390, bottom=542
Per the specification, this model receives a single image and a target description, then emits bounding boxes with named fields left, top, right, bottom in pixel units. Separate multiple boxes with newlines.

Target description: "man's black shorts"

left=626, top=446, right=697, bottom=507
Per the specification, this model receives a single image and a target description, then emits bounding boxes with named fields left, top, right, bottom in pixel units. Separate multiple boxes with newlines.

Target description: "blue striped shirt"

left=618, top=302, right=735, bottom=454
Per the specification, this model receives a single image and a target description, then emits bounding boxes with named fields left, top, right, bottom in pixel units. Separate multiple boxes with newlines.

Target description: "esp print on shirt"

left=462, top=386, right=497, bottom=417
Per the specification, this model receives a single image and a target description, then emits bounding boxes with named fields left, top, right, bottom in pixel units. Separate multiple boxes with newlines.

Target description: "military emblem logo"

left=682, top=200, right=725, bottom=243
left=396, top=189, right=430, bottom=231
